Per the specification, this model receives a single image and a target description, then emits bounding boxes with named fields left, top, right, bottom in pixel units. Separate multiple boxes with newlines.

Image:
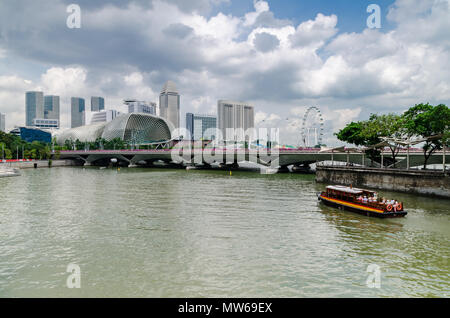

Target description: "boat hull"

left=318, top=195, right=407, bottom=218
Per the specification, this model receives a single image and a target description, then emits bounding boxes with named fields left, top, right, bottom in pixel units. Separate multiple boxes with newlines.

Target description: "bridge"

left=56, top=148, right=449, bottom=170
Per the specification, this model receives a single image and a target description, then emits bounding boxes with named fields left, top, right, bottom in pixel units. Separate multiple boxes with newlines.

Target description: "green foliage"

left=403, top=103, right=450, bottom=168
left=60, top=137, right=127, bottom=151
left=335, top=122, right=370, bottom=146
left=0, top=130, right=51, bottom=160
left=335, top=103, right=449, bottom=168
left=4, top=148, right=12, bottom=160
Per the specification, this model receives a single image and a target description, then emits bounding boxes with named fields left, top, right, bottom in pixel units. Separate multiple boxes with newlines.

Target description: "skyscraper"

left=25, top=91, right=44, bottom=127
left=0, top=113, right=5, bottom=132
left=217, top=100, right=255, bottom=141
left=159, top=81, right=180, bottom=129
left=186, top=113, right=217, bottom=140
left=125, top=100, right=156, bottom=115
left=91, top=96, right=105, bottom=112
left=71, top=97, right=85, bottom=128
left=44, top=95, right=60, bottom=128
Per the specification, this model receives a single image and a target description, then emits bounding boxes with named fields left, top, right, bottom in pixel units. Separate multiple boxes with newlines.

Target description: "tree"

left=363, top=114, right=404, bottom=167
left=403, top=103, right=450, bottom=169
left=335, top=122, right=368, bottom=146
left=64, top=139, right=74, bottom=150
left=335, top=121, right=381, bottom=164
left=4, top=148, right=12, bottom=160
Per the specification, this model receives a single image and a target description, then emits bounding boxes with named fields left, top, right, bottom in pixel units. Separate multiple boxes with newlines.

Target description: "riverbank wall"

left=0, top=160, right=79, bottom=169
left=316, top=166, right=450, bottom=198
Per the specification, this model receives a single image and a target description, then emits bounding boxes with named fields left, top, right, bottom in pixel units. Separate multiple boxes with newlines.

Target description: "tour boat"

left=318, top=185, right=407, bottom=218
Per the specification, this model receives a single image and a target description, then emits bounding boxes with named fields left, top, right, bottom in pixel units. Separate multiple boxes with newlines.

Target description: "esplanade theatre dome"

left=54, top=113, right=173, bottom=145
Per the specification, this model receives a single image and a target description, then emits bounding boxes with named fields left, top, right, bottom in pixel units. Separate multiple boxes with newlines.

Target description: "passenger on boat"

left=393, top=201, right=399, bottom=212
left=363, top=196, right=368, bottom=203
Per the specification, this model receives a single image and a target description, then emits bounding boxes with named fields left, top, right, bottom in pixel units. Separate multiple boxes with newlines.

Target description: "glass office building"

left=71, top=97, right=85, bottom=128
left=43, top=95, right=60, bottom=128
left=186, top=113, right=217, bottom=140
left=10, top=127, right=52, bottom=143
left=25, top=91, right=44, bottom=127
left=91, top=96, right=105, bottom=112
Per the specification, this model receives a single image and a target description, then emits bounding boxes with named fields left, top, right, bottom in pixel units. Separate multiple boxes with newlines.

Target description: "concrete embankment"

left=0, top=160, right=79, bottom=169
left=316, top=166, right=450, bottom=198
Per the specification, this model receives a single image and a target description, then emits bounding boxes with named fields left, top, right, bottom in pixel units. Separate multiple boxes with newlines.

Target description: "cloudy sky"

left=0, top=0, right=449, bottom=146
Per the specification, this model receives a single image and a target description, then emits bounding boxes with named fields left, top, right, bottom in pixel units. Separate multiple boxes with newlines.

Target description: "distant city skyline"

left=0, top=1, right=448, bottom=146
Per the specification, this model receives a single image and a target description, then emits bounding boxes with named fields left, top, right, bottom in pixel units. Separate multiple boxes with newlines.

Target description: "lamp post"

left=346, top=150, right=349, bottom=166
left=444, top=144, right=446, bottom=173
left=407, top=144, right=410, bottom=170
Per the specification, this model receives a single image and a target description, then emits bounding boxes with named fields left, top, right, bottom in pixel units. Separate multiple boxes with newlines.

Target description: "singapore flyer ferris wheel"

left=301, top=106, right=324, bottom=148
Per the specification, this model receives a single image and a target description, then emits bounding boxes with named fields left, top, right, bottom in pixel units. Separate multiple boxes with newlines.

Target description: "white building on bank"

left=90, top=110, right=120, bottom=124
left=159, top=81, right=180, bottom=129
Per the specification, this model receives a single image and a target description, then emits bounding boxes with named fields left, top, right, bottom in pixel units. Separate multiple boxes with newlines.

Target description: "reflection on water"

left=0, top=167, right=449, bottom=297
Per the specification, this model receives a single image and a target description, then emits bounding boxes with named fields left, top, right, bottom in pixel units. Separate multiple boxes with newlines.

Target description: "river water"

left=0, top=167, right=449, bottom=297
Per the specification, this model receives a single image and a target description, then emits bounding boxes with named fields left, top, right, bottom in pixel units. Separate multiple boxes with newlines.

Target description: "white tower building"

left=159, top=81, right=180, bottom=129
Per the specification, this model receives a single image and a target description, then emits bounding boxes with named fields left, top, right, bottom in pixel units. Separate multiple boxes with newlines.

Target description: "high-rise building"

left=25, top=91, right=44, bottom=127
left=91, top=96, right=105, bottom=112
left=43, top=95, right=60, bottom=128
left=71, top=97, right=85, bottom=128
left=125, top=100, right=156, bottom=115
left=186, top=113, right=217, bottom=140
left=217, top=100, right=255, bottom=141
left=159, top=81, right=180, bottom=129
left=90, top=110, right=120, bottom=124
left=0, top=113, right=5, bottom=132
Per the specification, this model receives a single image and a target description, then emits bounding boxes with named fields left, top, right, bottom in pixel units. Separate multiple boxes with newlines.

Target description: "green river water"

left=0, top=167, right=449, bottom=297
